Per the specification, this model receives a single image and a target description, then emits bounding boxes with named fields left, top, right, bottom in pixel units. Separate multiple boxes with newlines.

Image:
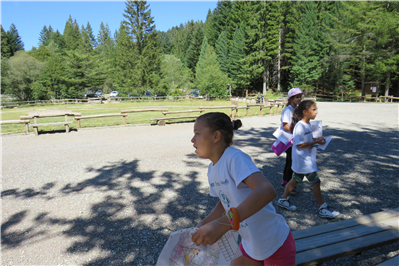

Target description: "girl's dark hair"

left=290, top=100, right=316, bottom=132
left=286, top=96, right=295, bottom=108
left=196, top=112, right=242, bottom=146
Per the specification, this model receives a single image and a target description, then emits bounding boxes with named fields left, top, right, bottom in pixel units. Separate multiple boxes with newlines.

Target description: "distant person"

left=280, top=88, right=304, bottom=193
left=277, top=100, right=340, bottom=219
left=191, top=112, right=296, bottom=265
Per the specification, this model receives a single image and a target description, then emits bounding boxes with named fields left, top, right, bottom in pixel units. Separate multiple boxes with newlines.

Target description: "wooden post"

left=66, top=124, right=70, bottom=133
left=123, top=114, right=126, bottom=125
left=246, top=104, right=250, bottom=117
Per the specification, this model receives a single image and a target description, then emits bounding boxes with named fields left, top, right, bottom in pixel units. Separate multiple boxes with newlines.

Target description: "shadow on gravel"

left=232, top=125, right=398, bottom=229
left=1, top=159, right=218, bottom=265
left=1, top=123, right=397, bottom=265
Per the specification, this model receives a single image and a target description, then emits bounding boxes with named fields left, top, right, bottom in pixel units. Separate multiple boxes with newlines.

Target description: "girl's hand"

left=191, top=220, right=231, bottom=246
left=315, top=137, right=326, bottom=145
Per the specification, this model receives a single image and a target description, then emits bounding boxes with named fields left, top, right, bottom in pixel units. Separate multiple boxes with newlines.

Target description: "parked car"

left=84, top=90, right=94, bottom=97
left=110, top=91, right=119, bottom=97
left=95, top=90, right=103, bottom=96
left=85, top=93, right=97, bottom=98
left=144, top=90, right=152, bottom=96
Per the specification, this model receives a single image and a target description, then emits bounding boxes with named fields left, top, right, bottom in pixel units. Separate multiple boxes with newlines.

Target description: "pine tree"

left=211, top=1, right=233, bottom=47
left=1, top=25, right=12, bottom=58
left=185, top=22, right=204, bottom=72
left=242, top=0, right=268, bottom=95
left=203, top=9, right=217, bottom=48
left=63, top=15, right=81, bottom=51
left=38, top=25, right=54, bottom=47
left=6, top=23, right=24, bottom=56
left=97, top=22, right=114, bottom=55
left=229, top=24, right=247, bottom=93
left=215, top=31, right=229, bottom=74
left=195, top=37, right=229, bottom=96
left=122, top=0, right=161, bottom=91
left=113, top=23, right=139, bottom=93
left=290, top=1, right=323, bottom=91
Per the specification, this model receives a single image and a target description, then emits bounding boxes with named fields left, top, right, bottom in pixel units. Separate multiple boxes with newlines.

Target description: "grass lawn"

left=0, top=98, right=282, bottom=134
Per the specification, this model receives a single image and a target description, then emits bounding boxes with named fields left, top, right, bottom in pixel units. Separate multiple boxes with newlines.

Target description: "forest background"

left=1, top=0, right=398, bottom=101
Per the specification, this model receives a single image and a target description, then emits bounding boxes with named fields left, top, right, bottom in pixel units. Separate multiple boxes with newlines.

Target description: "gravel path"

left=1, top=102, right=398, bottom=265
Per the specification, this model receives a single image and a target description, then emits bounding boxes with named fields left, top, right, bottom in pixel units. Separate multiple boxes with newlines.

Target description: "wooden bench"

left=20, top=110, right=80, bottom=136
left=0, top=119, right=30, bottom=134
left=150, top=109, right=204, bottom=126
left=74, top=113, right=128, bottom=129
left=294, top=208, right=399, bottom=266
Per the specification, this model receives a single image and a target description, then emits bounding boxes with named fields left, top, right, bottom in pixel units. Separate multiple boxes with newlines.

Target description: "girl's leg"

left=312, top=183, right=324, bottom=206
left=282, top=147, right=293, bottom=184
left=282, top=179, right=298, bottom=199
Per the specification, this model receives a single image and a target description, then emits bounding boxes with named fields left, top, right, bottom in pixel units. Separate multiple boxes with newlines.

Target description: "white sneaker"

left=277, top=198, right=297, bottom=211
left=318, top=202, right=340, bottom=218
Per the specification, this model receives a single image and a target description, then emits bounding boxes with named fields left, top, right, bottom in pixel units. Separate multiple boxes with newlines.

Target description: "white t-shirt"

left=208, top=147, right=290, bottom=260
left=292, top=120, right=318, bottom=174
left=280, top=105, right=295, bottom=132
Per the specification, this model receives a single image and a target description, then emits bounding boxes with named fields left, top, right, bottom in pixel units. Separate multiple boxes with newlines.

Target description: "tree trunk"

left=277, top=27, right=282, bottom=94
left=385, top=70, right=391, bottom=97
left=361, top=45, right=366, bottom=98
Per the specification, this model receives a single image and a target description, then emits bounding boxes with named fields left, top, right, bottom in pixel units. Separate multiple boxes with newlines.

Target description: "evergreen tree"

left=113, top=23, right=139, bottom=93
left=242, top=0, right=268, bottom=94
left=63, top=15, right=81, bottom=51
left=185, top=22, right=204, bottom=72
left=123, top=0, right=161, bottom=91
left=215, top=30, right=229, bottom=74
left=1, top=25, right=12, bottom=58
left=211, top=1, right=233, bottom=47
left=6, top=23, right=24, bottom=56
left=38, top=25, right=54, bottom=46
left=229, top=23, right=247, bottom=93
left=195, top=37, right=229, bottom=96
left=97, top=22, right=114, bottom=55
left=203, top=9, right=217, bottom=48
left=290, top=1, right=323, bottom=91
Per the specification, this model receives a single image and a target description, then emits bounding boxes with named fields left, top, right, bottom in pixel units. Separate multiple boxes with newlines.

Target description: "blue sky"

left=1, top=0, right=218, bottom=51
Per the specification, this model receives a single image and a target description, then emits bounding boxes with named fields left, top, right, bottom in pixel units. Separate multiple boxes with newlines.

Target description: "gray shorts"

left=293, top=171, right=320, bottom=185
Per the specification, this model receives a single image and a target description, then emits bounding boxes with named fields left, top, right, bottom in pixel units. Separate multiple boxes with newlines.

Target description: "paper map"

left=156, top=228, right=241, bottom=266
left=310, top=121, right=332, bottom=150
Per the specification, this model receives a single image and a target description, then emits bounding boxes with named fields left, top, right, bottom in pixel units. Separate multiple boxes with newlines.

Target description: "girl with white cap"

left=280, top=88, right=304, bottom=192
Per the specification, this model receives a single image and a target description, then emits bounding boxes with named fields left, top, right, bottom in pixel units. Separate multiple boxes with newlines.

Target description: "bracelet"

left=226, top=207, right=240, bottom=231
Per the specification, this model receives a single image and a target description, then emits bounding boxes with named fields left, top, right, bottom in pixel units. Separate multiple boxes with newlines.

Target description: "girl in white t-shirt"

left=280, top=88, right=303, bottom=191
left=191, top=112, right=295, bottom=266
left=277, top=100, right=340, bottom=219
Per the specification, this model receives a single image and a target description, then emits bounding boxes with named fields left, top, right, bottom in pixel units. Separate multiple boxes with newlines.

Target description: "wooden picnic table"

left=20, top=110, right=81, bottom=136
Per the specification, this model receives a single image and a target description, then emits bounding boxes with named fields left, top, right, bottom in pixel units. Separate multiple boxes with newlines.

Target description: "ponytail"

left=290, top=100, right=315, bottom=132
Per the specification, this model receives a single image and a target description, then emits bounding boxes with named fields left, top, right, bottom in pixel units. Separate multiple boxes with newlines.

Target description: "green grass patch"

left=1, top=99, right=282, bottom=134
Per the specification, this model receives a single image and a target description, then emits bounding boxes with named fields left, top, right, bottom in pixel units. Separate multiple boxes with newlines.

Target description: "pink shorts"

left=239, top=231, right=296, bottom=266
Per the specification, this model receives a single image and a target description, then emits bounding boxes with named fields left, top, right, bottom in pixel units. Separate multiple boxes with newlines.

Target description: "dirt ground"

left=1, top=102, right=398, bottom=265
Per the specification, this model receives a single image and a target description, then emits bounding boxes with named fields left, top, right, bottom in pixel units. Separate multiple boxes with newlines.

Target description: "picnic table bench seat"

left=294, top=208, right=399, bottom=266
left=150, top=115, right=200, bottom=126
left=20, top=110, right=81, bottom=136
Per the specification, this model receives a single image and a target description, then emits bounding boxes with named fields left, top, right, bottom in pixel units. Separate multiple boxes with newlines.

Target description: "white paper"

left=310, top=121, right=323, bottom=138
left=273, top=128, right=293, bottom=145
left=156, top=228, right=241, bottom=266
left=316, top=136, right=332, bottom=150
